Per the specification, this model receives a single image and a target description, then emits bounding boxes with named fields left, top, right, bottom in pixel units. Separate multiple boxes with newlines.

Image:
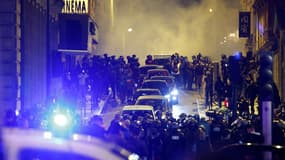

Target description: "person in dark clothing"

left=186, top=61, right=195, bottom=90
left=195, top=62, right=204, bottom=90
left=107, top=113, right=124, bottom=145
left=215, top=76, right=224, bottom=108
left=245, top=81, right=258, bottom=114
left=108, top=113, right=122, bottom=135
left=84, top=115, right=106, bottom=139
left=145, top=55, right=154, bottom=65
left=243, top=123, right=263, bottom=144
left=237, top=96, right=250, bottom=115
left=205, top=71, right=213, bottom=108
left=163, top=122, right=186, bottom=160
left=272, top=82, right=281, bottom=109
left=4, top=109, right=17, bottom=127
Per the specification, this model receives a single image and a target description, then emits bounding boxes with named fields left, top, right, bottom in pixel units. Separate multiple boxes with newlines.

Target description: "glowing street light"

left=229, top=33, right=236, bottom=37
left=128, top=27, right=133, bottom=32
left=209, top=8, right=213, bottom=12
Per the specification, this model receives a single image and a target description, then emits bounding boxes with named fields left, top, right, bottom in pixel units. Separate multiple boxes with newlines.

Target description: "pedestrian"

left=205, top=71, right=213, bottom=109
left=215, top=76, right=224, bottom=108
left=186, top=62, right=195, bottom=90
left=245, top=80, right=258, bottom=114
left=195, top=62, right=204, bottom=90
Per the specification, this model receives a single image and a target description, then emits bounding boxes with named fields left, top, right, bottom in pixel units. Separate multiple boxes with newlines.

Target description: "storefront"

left=58, top=0, right=98, bottom=73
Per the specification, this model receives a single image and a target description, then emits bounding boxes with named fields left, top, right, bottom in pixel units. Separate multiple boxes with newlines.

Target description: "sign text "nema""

left=62, top=0, right=89, bottom=14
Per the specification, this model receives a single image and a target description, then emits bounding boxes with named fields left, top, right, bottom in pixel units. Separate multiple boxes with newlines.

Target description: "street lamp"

left=128, top=27, right=133, bottom=32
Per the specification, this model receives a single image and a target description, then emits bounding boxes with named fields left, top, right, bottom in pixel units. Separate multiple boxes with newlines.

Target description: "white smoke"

left=98, top=0, right=245, bottom=62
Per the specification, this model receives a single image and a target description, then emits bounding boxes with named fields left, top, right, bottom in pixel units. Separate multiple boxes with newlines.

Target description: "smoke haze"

left=98, top=0, right=244, bottom=62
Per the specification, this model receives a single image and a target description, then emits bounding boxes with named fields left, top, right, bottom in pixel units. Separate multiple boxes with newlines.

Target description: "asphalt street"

left=98, top=89, right=209, bottom=128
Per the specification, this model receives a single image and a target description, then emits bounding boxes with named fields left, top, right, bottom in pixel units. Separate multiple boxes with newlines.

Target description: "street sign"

left=62, top=0, right=89, bottom=14
left=239, top=12, right=251, bottom=37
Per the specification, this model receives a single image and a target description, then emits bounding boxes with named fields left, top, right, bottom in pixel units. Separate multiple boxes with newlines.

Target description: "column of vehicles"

left=122, top=55, right=179, bottom=120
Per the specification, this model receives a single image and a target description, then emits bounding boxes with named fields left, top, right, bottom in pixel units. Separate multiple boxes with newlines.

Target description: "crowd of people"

left=80, top=109, right=284, bottom=160
left=3, top=51, right=285, bottom=160
left=60, top=52, right=217, bottom=111
left=59, top=51, right=285, bottom=159
left=60, top=54, right=141, bottom=110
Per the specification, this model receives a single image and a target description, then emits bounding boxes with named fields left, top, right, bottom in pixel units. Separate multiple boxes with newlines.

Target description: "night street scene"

left=1, top=0, right=285, bottom=159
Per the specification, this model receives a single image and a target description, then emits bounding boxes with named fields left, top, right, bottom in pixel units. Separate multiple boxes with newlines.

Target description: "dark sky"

left=101, top=0, right=244, bottom=62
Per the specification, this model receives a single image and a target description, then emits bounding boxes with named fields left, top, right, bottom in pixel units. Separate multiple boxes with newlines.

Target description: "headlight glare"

left=53, top=114, right=68, bottom=127
left=171, top=89, right=178, bottom=95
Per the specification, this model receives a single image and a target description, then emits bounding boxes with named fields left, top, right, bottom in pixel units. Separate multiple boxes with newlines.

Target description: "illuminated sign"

left=62, top=0, right=89, bottom=14
left=239, top=12, right=250, bottom=37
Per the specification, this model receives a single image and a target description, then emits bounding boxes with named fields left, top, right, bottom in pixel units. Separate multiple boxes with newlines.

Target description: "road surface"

left=99, top=89, right=208, bottom=128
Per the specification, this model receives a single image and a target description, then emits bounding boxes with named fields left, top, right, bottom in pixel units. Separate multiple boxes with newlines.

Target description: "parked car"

left=141, top=80, right=169, bottom=96
left=121, top=105, right=156, bottom=120
left=130, top=88, right=162, bottom=104
left=146, top=69, right=171, bottom=79
left=138, top=65, right=163, bottom=86
left=152, top=55, right=172, bottom=68
left=150, top=76, right=178, bottom=104
left=135, top=95, right=172, bottom=112
left=141, top=80, right=177, bottom=104
left=150, top=75, right=175, bottom=88
left=139, top=65, right=164, bottom=76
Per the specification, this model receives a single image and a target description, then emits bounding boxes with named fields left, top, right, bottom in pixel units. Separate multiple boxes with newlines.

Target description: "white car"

left=0, top=128, right=139, bottom=160
left=135, top=95, right=172, bottom=112
left=121, top=105, right=156, bottom=120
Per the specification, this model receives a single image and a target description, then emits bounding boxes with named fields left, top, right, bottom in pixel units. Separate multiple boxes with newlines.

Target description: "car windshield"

left=136, top=99, right=167, bottom=111
left=153, top=58, right=171, bottom=66
left=142, top=82, right=169, bottom=94
left=136, top=90, right=161, bottom=96
left=139, top=66, right=160, bottom=75
left=148, top=70, right=170, bottom=77
left=122, top=110, right=154, bottom=120
left=151, top=77, right=174, bottom=86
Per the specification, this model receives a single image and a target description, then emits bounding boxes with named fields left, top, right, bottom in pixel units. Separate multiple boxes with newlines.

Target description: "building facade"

left=0, top=0, right=63, bottom=124
left=242, top=0, right=285, bottom=101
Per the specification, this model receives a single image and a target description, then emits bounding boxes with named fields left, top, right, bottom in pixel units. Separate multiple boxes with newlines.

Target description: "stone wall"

left=0, top=0, right=21, bottom=125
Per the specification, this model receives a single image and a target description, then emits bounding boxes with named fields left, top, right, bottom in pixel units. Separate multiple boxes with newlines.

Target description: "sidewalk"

left=192, top=88, right=220, bottom=119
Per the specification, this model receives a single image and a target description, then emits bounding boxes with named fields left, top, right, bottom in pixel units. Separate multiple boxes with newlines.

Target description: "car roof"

left=136, top=95, right=167, bottom=100
left=142, top=79, right=167, bottom=84
left=139, top=65, right=163, bottom=69
left=122, top=105, right=154, bottom=111
left=136, top=88, right=161, bottom=92
left=153, top=55, right=172, bottom=59
left=1, top=128, right=131, bottom=160
left=147, top=68, right=169, bottom=72
left=150, top=76, right=175, bottom=80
